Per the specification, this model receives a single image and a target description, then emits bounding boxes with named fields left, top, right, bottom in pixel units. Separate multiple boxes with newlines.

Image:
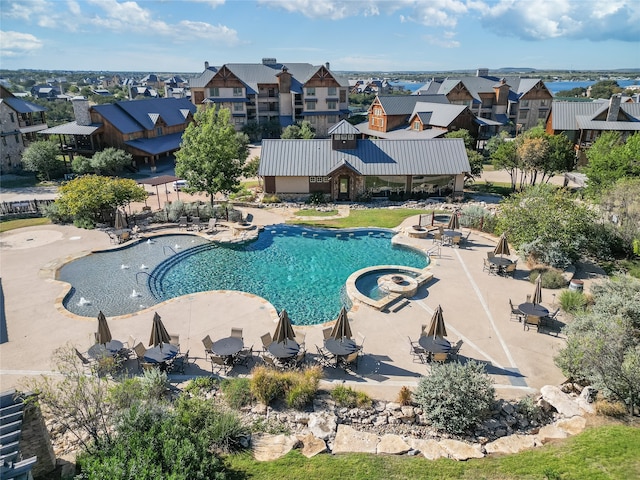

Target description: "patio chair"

left=409, top=337, right=427, bottom=364
left=523, top=315, right=541, bottom=332
left=339, top=351, right=359, bottom=371
left=322, top=327, right=333, bottom=340
left=133, top=342, right=148, bottom=369
left=169, top=333, right=180, bottom=350
left=125, top=335, right=137, bottom=349
left=168, top=349, right=190, bottom=374
left=487, top=251, right=496, bottom=260
left=74, top=348, right=94, bottom=370
left=293, top=349, right=306, bottom=369
left=202, top=335, right=214, bottom=355
left=449, top=340, right=464, bottom=360
left=294, top=330, right=306, bottom=348
left=261, top=354, right=278, bottom=369
left=234, top=345, right=253, bottom=368
left=432, top=352, right=449, bottom=364
left=432, top=232, right=443, bottom=245
left=451, top=236, right=461, bottom=248
left=315, top=345, right=336, bottom=368
left=260, top=332, right=273, bottom=351
left=420, top=324, right=428, bottom=336
left=140, top=361, right=158, bottom=371
left=509, top=299, right=525, bottom=322
left=356, top=332, right=366, bottom=353
left=231, top=327, right=243, bottom=340
left=178, top=216, right=188, bottom=230
left=460, top=230, right=471, bottom=246
left=107, top=231, right=119, bottom=244
left=210, top=354, right=230, bottom=375
left=503, top=262, right=517, bottom=277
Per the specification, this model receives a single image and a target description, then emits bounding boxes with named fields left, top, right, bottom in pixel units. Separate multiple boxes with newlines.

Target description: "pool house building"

left=258, top=120, right=471, bottom=202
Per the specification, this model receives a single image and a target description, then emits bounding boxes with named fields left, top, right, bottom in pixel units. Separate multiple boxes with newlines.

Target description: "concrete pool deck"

left=0, top=207, right=575, bottom=401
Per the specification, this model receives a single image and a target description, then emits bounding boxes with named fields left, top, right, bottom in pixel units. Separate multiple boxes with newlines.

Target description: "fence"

left=0, top=199, right=54, bottom=217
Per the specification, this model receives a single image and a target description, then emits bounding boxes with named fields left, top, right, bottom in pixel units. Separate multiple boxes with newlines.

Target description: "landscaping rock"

left=485, top=434, right=536, bottom=455
left=332, top=425, right=378, bottom=454
left=376, top=434, right=410, bottom=455
left=407, top=438, right=447, bottom=460
left=540, top=385, right=586, bottom=417
left=439, top=439, right=485, bottom=460
left=252, top=433, right=300, bottom=461
left=556, top=416, right=587, bottom=436
left=535, top=424, right=569, bottom=444
left=307, top=412, right=337, bottom=440
left=298, top=434, right=327, bottom=458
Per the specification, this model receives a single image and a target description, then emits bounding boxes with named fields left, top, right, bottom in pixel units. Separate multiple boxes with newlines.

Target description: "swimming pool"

left=59, top=225, right=428, bottom=324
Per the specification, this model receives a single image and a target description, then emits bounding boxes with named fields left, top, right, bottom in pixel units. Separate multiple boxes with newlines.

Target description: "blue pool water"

left=60, top=226, right=428, bottom=324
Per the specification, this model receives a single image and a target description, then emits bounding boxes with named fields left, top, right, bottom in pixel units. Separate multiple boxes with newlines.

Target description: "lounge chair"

left=190, top=217, right=202, bottom=231
left=206, top=218, right=217, bottom=233
left=178, top=216, right=188, bottom=230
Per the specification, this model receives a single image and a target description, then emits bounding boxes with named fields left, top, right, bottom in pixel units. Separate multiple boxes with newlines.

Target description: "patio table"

left=144, top=343, right=179, bottom=364
left=268, top=340, right=299, bottom=359
left=324, top=338, right=358, bottom=356
left=518, top=303, right=549, bottom=318
left=212, top=337, right=244, bottom=364
left=418, top=336, right=451, bottom=354
left=489, top=256, right=513, bottom=275
left=443, top=230, right=462, bottom=238
left=88, top=340, right=123, bottom=359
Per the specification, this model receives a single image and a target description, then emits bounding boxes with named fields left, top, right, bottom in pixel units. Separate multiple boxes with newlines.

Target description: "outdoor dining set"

left=431, top=212, right=471, bottom=248
left=482, top=233, right=518, bottom=277
left=509, top=275, right=561, bottom=335
left=408, top=304, right=463, bottom=365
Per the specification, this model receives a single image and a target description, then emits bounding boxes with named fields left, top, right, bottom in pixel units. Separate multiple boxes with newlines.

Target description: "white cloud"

left=0, top=30, right=43, bottom=56
left=422, top=31, right=460, bottom=48
left=1, top=0, right=50, bottom=20
left=481, top=0, right=640, bottom=42
left=187, top=0, right=226, bottom=7
left=257, top=0, right=381, bottom=20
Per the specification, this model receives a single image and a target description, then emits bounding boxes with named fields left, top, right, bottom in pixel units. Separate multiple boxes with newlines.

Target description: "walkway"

left=0, top=207, right=569, bottom=401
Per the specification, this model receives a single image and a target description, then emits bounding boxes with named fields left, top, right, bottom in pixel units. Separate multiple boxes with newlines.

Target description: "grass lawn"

left=241, top=180, right=261, bottom=189
left=467, top=181, right=514, bottom=198
left=294, top=209, right=339, bottom=217
left=0, top=217, right=50, bottom=233
left=287, top=208, right=443, bottom=229
left=224, top=424, right=640, bottom=480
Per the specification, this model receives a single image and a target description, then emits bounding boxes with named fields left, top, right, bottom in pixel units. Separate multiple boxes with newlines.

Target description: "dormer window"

left=413, top=121, right=420, bottom=131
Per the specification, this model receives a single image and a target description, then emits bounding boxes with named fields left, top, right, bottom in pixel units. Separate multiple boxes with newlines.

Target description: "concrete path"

left=0, top=206, right=577, bottom=402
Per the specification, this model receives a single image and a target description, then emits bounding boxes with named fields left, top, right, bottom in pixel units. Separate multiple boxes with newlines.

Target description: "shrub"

left=517, top=395, right=543, bottom=423
left=42, top=202, right=73, bottom=224
left=108, top=377, right=144, bottom=410
left=139, top=368, right=168, bottom=400
left=529, top=268, right=567, bottom=289
left=460, top=205, right=494, bottom=231
left=249, top=366, right=288, bottom=404
left=558, top=289, right=588, bottom=314
left=595, top=399, right=628, bottom=418
left=306, top=192, right=327, bottom=205
left=414, top=360, right=495, bottom=435
left=261, top=194, right=281, bottom=204
left=331, top=385, right=372, bottom=408
left=221, top=378, right=253, bottom=409
left=249, top=366, right=322, bottom=409
left=285, top=366, right=322, bottom=409
left=183, top=376, right=219, bottom=396
left=397, top=386, right=413, bottom=406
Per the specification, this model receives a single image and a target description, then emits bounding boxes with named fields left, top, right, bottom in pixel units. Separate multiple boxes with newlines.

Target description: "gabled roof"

left=92, top=98, right=195, bottom=134
left=409, top=102, right=468, bottom=128
left=355, top=121, right=448, bottom=140
left=124, top=131, right=185, bottom=155
left=374, top=95, right=448, bottom=116
left=40, top=121, right=101, bottom=135
left=328, top=119, right=360, bottom=135
left=430, top=75, right=547, bottom=104
left=1, top=96, right=46, bottom=114
left=547, top=99, right=640, bottom=131
left=259, top=138, right=470, bottom=177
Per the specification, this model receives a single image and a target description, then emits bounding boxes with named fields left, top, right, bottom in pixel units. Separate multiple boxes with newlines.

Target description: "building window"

left=210, top=87, right=219, bottom=97
left=519, top=110, right=528, bottom=119
left=9, top=113, right=15, bottom=123
left=156, top=127, right=162, bottom=135
left=347, top=134, right=354, bottom=140
left=323, top=177, right=330, bottom=183
left=306, top=87, right=316, bottom=96
left=413, top=121, right=421, bottom=130
left=309, top=176, right=316, bottom=183
left=234, top=118, right=244, bottom=126
left=374, top=107, right=382, bottom=116
left=328, top=87, right=337, bottom=96
left=339, top=90, right=346, bottom=102
left=540, top=99, right=548, bottom=106
left=327, top=100, right=337, bottom=109
left=306, top=101, right=316, bottom=110
left=233, top=87, right=243, bottom=97
left=234, top=103, right=243, bottom=112
left=521, top=100, right=529, bottom=108
left=538, top=110, right=547, bottom=119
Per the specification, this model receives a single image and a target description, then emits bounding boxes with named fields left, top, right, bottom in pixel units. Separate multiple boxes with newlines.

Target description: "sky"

left=1, top=0, right=639, bottom=73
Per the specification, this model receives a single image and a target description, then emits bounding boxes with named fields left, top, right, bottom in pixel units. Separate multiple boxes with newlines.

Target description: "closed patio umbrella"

left=149, top=312, right=171, bottom=347
left=447, top=212, right=460, bottom=230
left=114, top=209, right=127, bottom=230
left=273, top=309, right=296, bottom=344
left=96, top=311, right=112, bottom=344
left=532, top=275, right=543, bottom=305
left=330, top=306, right=353, bottom=340
left=494, top=233, right=511, bottom=257
left=426, top=304, right=448, bottom=338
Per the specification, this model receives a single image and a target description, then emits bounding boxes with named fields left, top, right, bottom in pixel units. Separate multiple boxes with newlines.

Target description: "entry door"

left=338, top=176, right=350, bottom=201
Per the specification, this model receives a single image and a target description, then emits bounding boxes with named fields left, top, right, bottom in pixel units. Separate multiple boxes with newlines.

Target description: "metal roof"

left=355, top=121, right=447, bottom=140
left=410, top=102, right=468, bottom=128
left=40, top=121, right=102, bottom=135
left=327, top=119, right=360, bottom=135
left=259, top=138, right=470, bottom=177
left=576, top=115, right=640, bottom=131
left=376, top=95, right=448, bottom=115
left=124, top=131, right=184, bottom=155
left=93, top=98, right=195, bottom=134
left=2, top=96, right=46, bottom=114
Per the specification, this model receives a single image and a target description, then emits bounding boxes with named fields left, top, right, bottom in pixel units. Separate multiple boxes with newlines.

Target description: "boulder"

left=298, top=434, right=327, bottom=458
left=376, top=434, right=410, bottom=455
left=485, top=434, right=536, bottom=455
left=407, top=438, right=447, bottom=460
left=438, top=439, right=485, bottom=461
left=556, top=416, right=587, bottom=436
left=332, top=425, right=379, bottom=454
left=307, top=412, right=337, bottom=440
left=252, top=433, right=300, bottom=461
left=535, top=424, right=569, bottom=444
left=540, top=385, right=586, bottom=417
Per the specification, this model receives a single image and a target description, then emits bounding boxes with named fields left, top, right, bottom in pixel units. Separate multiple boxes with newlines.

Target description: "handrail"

left=163, top=245, right=177, bottom=256
left=135, top=271, right=158, bottom=285
left=425, top=245, right=441, bottom=258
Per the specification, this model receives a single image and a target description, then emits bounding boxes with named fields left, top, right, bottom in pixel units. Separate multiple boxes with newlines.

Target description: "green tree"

left=491, top=140, right=519, bottom=191
left=445, top=129, right=475, bottom=150
left=497, top=184, right=596, bottom=267
left=518, top=136, right=549, bottom=185
left=281, top=120, right=315, bottom=139
left=466, top=149, right=484, bottom=179
left=54, top=175, right=147, bottom=227
left=589, top=80, right=622, bottom=99
left=546, top=133, right=576, bottom=179
left=555, top=275, right=640, bottom=414
left=599, top=177, right=640, bottom=256
left=585, top=132, right=640, bottom=196
left=175, top=107, right=248, bottom=205
left=556, top=87, right=587, bottom=98
left=90, top=148, right=133, bottom=175
left=21, top=140, right=65, bottom=180
left=244, top=156, right=260, bottom=178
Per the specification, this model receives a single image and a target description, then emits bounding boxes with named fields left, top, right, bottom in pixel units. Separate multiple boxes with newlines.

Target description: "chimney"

left=606, top=94, right=621, bottom=122
left=476, top=68, right=489, bottom=77
left=204, top=61, right=209, bottom=70
left=72, top=98, right=92, bottom=126
left=325, top=62, right=330, bottom=70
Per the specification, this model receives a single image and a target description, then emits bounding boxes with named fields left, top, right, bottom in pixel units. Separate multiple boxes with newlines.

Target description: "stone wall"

left=20, top=393, right=56, bottom=478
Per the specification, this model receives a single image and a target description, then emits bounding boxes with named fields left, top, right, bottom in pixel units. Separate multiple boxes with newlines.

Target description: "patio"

left=0, top=207, right=570, bottom=401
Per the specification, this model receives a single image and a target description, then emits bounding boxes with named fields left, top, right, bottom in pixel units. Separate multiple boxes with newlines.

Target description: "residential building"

left=30, top=84, right=61, bottom=100
left=546, top=94, right=640, bottom=163
left=0, top=86, right=48, bottom=173
left=413, top=69, right=553, bottom=134
left=359, top=95, right=479, bottom=140
left=259, top=120, right=470, bottom=201
left=189, top=58, right=350, bottom=137
left=40, top=97, right=196, bottom=171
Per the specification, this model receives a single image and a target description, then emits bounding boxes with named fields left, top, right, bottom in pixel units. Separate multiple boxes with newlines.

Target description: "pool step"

left=415, top=272, right=434, bottom=286
left=390, top=298, right=410, bottom=312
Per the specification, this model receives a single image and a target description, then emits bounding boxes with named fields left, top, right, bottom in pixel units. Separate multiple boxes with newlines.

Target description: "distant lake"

left=390, top=79, right=639, bottom=95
